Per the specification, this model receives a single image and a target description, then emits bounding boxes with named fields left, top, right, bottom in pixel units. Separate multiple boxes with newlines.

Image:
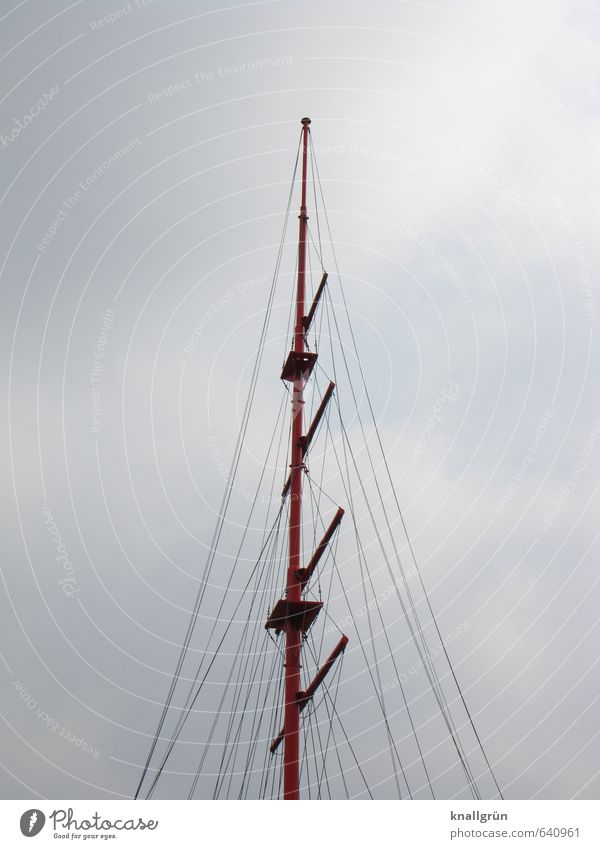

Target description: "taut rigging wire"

left=135, top=124, right=503, bottom=801
left=310, top=132, right=502, bottom=799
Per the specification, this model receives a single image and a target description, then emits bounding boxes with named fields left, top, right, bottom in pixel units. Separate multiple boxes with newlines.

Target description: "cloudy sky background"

left=2, top=0, right=600, bottom=799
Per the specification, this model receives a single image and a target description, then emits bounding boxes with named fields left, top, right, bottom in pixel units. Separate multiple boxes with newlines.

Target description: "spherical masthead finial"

left=301, top=117, right=311, bottom=125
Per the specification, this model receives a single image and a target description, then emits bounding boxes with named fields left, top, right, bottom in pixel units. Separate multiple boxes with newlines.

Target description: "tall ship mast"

left=266, top=117, right=346, bottom=800
left=134, top=118, right=503, bottom=801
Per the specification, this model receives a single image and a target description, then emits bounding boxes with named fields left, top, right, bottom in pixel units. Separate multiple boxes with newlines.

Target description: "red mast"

left=283, top=115, right=310, bottom=800
left=265, top=117, right=348, bottom=799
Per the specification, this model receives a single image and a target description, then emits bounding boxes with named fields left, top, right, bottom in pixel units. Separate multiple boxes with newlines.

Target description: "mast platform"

left=280, top=350, right=318, bottom=383
left=264, top=598, right=323, bottom=636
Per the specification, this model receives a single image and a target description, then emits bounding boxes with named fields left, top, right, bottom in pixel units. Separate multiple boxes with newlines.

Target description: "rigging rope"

left=136, top=125, right=503, bottom=801
left=134, top=131, right=304, bottom=800
left=310, top=135, right=502, bottom=799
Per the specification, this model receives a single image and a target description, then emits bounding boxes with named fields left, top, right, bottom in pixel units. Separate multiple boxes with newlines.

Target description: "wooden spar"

left=297, top=506, right=345, bottom=589
left=281, top=381, right=335, bottom=499
left=269, top=635, right=349, bottom=754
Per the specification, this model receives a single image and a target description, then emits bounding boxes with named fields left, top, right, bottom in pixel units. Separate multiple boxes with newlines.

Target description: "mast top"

left=301, top=116, right=311, bottom=125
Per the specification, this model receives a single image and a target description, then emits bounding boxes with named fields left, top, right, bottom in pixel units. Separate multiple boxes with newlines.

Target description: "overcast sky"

left=2, top=0, right=600, bottom=800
